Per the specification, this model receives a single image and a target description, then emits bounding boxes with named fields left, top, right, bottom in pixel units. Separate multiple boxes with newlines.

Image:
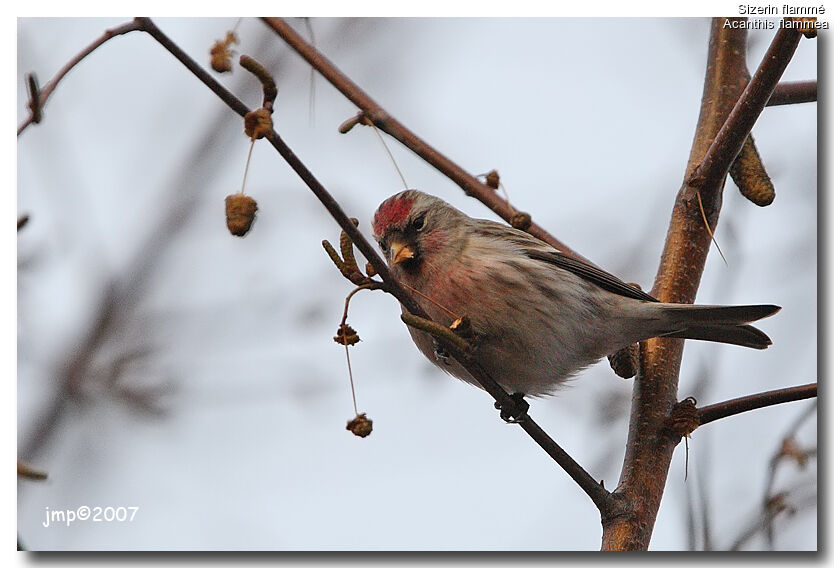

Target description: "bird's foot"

left=495, top=392, right=529, bottom=423
left=433, top=339, right=451, bottom=365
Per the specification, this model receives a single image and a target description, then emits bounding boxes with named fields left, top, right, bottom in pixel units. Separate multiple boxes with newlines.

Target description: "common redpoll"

left=372, top=190, right=779, bottom=397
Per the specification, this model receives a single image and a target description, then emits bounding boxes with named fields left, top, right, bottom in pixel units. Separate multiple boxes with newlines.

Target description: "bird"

left=371, top=189, right=780, bottom=398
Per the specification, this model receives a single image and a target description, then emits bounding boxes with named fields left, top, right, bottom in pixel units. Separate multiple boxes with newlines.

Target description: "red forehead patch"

left=373, top=196, right=414, bottom=235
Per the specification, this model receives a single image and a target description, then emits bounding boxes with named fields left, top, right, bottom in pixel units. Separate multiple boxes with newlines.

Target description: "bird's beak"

left=389, top=240, right=415, bottom=265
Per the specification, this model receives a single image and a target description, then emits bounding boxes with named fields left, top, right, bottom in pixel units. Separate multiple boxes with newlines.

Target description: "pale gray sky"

left=17, top=17, right=817, bottom=550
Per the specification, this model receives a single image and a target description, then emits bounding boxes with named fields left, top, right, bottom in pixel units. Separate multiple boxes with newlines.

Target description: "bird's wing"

left=524, top=249, right=659, bottom=303
left=471, top=219, right=659, bottom=303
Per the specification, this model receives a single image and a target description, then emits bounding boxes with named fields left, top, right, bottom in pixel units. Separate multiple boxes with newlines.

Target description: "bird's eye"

left=412, top=214, right=426, bottom=232
left=378, top=240, right=389, bottom=253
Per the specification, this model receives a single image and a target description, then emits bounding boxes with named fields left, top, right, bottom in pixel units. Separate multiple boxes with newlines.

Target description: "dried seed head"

left=607, top=343, right=639, bottom=379
left=210, top=31, right=238, bottom=73
left=346, top=413, right=373, bottom=438
left=244, top=108, right=274, bottom=140
left=485, top=169, right=500, bottom=189
left=334, top=323, right=360, bottom=346
left=225, top=194, right=258, bottom=236
left=510, top=211, right=532, bottom=231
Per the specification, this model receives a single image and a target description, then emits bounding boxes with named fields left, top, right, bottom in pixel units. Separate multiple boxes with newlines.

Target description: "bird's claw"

left=433, top=339, right=451, bottom=365
left=495, top=392, right=529, bottom=423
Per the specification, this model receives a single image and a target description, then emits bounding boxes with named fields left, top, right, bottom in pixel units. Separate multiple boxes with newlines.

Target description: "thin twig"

left=697, top=384, right=817, bottom=427
left=18, top=19, right=143, bottom=136
left=260, top=17, right=590, bottom=264
left=136, top=17, right=616, bottom=515
left=761, top=400, right=817, bottom=549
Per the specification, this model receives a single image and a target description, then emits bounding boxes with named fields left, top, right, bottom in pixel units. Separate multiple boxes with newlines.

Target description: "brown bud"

left=510, top=211, right=532, bottom=231
left=485, top=169, right=500, bottom=189
left=244, top=108, right=274, bottom=140
left=687, top=172, right=706, bottom=188
left=334, top=323, right=360, bottom=346
left=225, top=194, right=258, bottom=236
left=27, top=73, right=42, bottom=123
left=338, top=112, right=371, bottom=134
left=364, top=262, right=377, bottom=277
left=607, top=343, right=639, bottom=379
left=346, top=413, right=373, bottom=438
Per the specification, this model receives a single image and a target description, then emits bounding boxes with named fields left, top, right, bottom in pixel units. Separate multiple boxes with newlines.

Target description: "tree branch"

left=17, top=19, right=143, bottom=136
left=767, top=80, right=816, bottom=106
left=135, top=17, right=616, bottom=516
left=603, top=20, right=805, bottom=550
left=697, top=383, right=817, bottom=427
left=689, top=26, right=804, bottom=191
left=260, top=17, right=590, bottom=264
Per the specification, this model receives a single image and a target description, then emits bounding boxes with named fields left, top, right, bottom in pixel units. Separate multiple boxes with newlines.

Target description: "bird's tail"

left=657, top=304, right=781, bottom=349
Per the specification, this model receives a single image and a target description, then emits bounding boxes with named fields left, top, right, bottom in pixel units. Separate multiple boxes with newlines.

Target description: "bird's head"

left=372, top=190, right=461, bottom=271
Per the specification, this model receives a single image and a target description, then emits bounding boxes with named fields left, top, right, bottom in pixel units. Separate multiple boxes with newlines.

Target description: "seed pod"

left=607, top=343, right=639, bottom=379
left=244, top=108, right=274, bottom=140
left=240, top=55, right=278, bottom=107
left=485, top=169, right=500, bottom=189
left=510, top=211, right=532, bottom=231
left=346, top=413, right=373, bottom=438
left=225, top=194, right=258, bottom=236
left=730, top=135, right=775, bottom=207
left=334, top=323, right=360, bottom=346
left=340, top=218, right=360, bottom=272
left=339, top=112, right=369, bottom=134
left=209, top=32, right=237, bottom=73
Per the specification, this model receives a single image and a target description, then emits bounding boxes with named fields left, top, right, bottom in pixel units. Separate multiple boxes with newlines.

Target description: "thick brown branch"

left=137, top=17, right=614, bottom=514
left=697, top=383, right=817, bottom=427
left=602, top=21, right=806, bottom=551
left=690, top=25, right=804, bottom=191
left=767, top=80, right=816, bottom=106
left=606, top=20, right=744, bottom=551
left=17, top=19, right=143, bottom=136
left=260, top=17, right=590, bottom=263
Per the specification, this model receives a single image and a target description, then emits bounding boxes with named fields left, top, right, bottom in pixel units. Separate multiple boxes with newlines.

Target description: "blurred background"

left=17, top=18, right=817, bottom=550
